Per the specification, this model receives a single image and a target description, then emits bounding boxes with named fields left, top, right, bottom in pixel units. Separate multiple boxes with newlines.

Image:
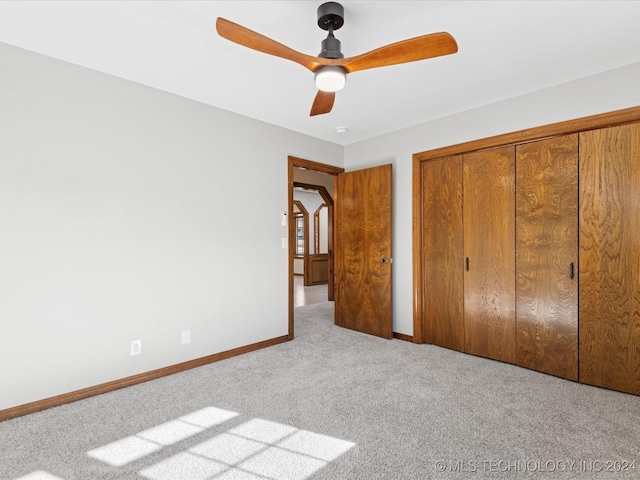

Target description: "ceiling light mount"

left=317, top=2, right=344, bottom=31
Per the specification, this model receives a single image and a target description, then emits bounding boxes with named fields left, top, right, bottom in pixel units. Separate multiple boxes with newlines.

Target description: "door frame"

left=288, top=156, right=344, bottom=340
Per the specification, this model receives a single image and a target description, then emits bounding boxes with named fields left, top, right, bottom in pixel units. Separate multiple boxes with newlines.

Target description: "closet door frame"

left=413, top=106, right=640, bottom=345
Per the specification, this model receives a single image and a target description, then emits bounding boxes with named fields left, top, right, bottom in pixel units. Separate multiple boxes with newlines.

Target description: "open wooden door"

left=334, top=164, right=393, bottom=338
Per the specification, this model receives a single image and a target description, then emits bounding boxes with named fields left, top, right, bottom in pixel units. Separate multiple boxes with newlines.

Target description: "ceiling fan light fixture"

left=216, top=0, right=458, bottom=116
left=314, top=66, right=346, bottom=92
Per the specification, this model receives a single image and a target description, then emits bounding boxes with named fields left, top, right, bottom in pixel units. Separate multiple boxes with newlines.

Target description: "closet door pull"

left=570, top=262, right=575, bottom=280
left=465, top=257, right=469, bottom=271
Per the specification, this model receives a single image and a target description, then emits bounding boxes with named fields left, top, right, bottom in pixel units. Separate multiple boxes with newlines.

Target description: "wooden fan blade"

left=339, top=32, right=458, bottom=73
left=216, top=18, right=323, bottom=72
left=310, top=90, right=335, bottom=116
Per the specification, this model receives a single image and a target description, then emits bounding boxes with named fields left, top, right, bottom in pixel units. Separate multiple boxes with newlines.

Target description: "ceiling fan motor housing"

left=317, top=2, right=345, bottom=59
left=319, top=33, right=343, bottom=59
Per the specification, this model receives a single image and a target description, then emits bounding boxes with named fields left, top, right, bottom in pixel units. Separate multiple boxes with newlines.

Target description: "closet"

left=414, top=108, right=640, bottom=395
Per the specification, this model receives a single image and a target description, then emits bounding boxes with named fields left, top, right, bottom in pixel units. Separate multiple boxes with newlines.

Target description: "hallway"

left=293, top=275, right=329, bottom=307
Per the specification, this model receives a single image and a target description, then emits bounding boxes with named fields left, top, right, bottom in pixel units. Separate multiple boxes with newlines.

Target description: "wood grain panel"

left=579, top=124, right=640, bottom=395
left=308, top=254, right=329, bottom=285
left=413, top=106, right=640, bottom=351
left=421, top=156, right=465, bottom=351
left=335, top=164, right=393, bottom=338
left=515, top=134, right=578, bottom=380
left=463, top=147, right=516, bottom=363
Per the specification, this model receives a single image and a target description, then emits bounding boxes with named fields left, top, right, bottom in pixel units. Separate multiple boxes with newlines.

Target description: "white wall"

left=293, top=168, right=334, bottom=197
left=0, top=42, right=343, bottom=411
left=344, top=62, right=640, bottom=336
left=317, top=207, right=328, bottom=254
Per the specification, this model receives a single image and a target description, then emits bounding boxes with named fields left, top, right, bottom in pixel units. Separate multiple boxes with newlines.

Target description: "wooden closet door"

left=463, top=147, right=516, bottom=363
left=421, top=156, right=464, bottom=351
left=579, top=124, right=640, bottom=395
left=515, top=134, right=578, bottom=380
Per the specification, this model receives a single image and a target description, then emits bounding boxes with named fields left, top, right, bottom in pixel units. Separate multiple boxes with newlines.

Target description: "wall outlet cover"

left=130, top=340, right=142, bottom=356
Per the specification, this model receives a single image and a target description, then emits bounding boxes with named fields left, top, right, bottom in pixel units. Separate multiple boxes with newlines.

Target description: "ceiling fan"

left=216, top=2, right=458, bottom=116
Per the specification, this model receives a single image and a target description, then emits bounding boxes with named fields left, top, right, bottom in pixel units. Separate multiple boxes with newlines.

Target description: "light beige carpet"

left=1, top=301, right=639, bottom=479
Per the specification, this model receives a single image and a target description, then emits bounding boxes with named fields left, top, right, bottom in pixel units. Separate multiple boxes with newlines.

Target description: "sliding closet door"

left=515, top=134, right=578, bottom=380
left=463, top=147, right=516, bottom=363
left=421, top=156, right=464, bottom=351
left=579, top=124, right=640, bottom=395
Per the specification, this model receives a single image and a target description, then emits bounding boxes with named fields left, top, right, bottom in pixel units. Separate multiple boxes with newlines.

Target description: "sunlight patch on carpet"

left=139, top=452, right=227, bottom=480
left=13, top=472, right=66, bottom=480
left=87, top=406, right=239, bottom=466
left=142, top=417, right=355, bottom=480
left=87, top=435, right=162, bottom=466
left=86, top=405, right=355, bottom=480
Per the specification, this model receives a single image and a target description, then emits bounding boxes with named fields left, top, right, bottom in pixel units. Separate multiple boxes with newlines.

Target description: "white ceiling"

left=1, top=1, right=640, bottom=146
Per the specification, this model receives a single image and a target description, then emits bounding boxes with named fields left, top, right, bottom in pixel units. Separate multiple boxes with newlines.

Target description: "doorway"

left=288, top=156, right=344, bottom=340
left=294, top=182, right=333, bottom=289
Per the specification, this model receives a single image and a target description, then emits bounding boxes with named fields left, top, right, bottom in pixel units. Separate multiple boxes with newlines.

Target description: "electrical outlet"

left=182, top=330, right=191, bottom=345
left=131, top=340, right=142, bottom=356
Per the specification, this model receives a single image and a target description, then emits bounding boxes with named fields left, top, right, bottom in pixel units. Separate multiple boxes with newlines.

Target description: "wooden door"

left=334, top=164, right=392, bottom=338
left=515, top=134, right=578, bottom=380
left=579, top=124, right=640, bottom=395
left=421, top=156, right=465, bottom=351
left=463, top=147, right=516, bottom=363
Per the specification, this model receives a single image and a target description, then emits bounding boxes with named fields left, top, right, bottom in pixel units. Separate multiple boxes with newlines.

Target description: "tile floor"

left=293, top=275, right=328, bottom=307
